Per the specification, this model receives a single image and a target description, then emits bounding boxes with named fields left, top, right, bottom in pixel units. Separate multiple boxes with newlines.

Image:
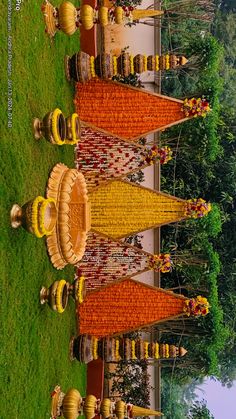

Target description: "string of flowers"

left=131, top=340, right=137, bottom=360
left=143, top=55, right=147, bottom=72
left=165, top=344, right=170, bottom=358
left=184, top=198, right=211, bottom=218
left=90, top=56, right=96, bottom=78
left=165, top=54, right=170, bottom=70
left=76, top=276, right=85, bottom=304
left=129, top=54, right=134, bottom=74
left=182, top=97, right=211, bottom=118
left=38, top=197, right=56, bottom=236
left=113, top=56, right=118, bottom=76
left=55, top=280, right=67, bottom=314
left=92, top=337, right=99, bottom=360
left=183, top=296, right=210, bottom=317
left=65, top=113, right=80, bottom=145
left=31, top=196, right=45, bottom=238
left=154, top=343, right=159, bottom=359
left=155, top=55, right=159, bottom=71
left=115, top=339, right=121, bottom=361
left=51, top=108, right=66, bottom=145
left=144, top=341, right=149, bottom=359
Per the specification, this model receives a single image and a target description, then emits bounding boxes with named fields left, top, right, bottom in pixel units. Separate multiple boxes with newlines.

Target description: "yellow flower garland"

left=76, top=276, right=85, bottom=304
left=65, top=113, right=80, bottom=145
left=55, top=280, right=67, bottom=313
left=131, top=340, right=137, bottom=360
left=92, top=337, right=98, bottom=360
left=90, top=56, right=96, bottom=78
left=144, top=341, right=149, bottom=359
left=165, top=54, right=170, bottom=70
left=38, top=197, right=56, bottom=236
left=154, top=343, right=159, bottom=359
left=113, top=56, right=118, bottom=76
left=155, top=55, right=159, bottom=71
left=115, top=339, right=121, bottom=361
left=165, top=344, right=169, bottom=358
left=129, top=55, right=134, bottom=75
left=143, top=55, right=147, bottom=72
left=51, top=108, right=66, bottom=145
left=31, top=196, right=45, bottom=238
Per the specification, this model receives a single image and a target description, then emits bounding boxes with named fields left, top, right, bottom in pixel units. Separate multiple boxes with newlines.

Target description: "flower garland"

left=129, top=55, right=134, bottom=75
left=155, top=55, right=159, bottom=71
left=76, top=276, right=85, bottom=303
left=165, top=344, right=170, bottom=358
left=182, top=97, right=211, bottom=118
left=92, top=337, right=98, bottom=360
left=31, top=196, right=45, bottom=238
left=131, top=340, right=137, bottom=360
left=55, top=280, right=67, bottom=314
left=144, top=341, right=149, bottom=359
left=154, top=343, right=159, bottom=359
left=38, top=197, right=56, bottom=236
left=115, top=339, right=121, bottom=361
left=148, top=253, right=172, bottom=273
left=184, top=198, right=211, bottom=218
left=183, top=295, right=210, bottom=317
left=65, top=113, right=80, bottom=145
left=165, top=54, right=170, bottom=70
left=113, top=56, right=118, bottom=76
left=143, top=55, right=147, bottom=72
left=90, top=56, right=96, bottom=78
left=51, top=108, right=66, bottom=145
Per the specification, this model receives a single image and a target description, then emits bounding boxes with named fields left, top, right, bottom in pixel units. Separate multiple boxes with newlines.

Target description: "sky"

left=196, top=378, right=236, bottom=418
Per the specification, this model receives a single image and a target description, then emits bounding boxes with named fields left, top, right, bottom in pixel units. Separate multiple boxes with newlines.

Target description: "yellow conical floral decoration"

left=89, top=180, right=186, bottom=238
left=132, top=9, right=164, bottom=19
left=131, top=405, right=163, bottom=416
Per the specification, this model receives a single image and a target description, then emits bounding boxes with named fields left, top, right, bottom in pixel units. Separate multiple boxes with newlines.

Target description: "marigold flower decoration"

left=145, top=145, right=172, bottom=165
left=183, top=296, right=210, bottom=317
left=182, top=97, right=211, bottom=118
left=75, top=276, right=85, bottom=304
left=185, top=198, right=211, bottom=219
left=148, top=253, right=172, bottom=273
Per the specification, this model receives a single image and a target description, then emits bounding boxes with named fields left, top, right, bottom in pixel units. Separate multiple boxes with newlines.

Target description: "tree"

left=188, top=400, right=214, bottom=419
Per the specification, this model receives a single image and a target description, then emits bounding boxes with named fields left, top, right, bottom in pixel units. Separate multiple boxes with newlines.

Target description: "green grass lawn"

left=0, top=2, right=86, bottom=417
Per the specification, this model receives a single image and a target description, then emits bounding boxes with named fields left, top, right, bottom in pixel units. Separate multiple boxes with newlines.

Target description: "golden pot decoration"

left=10, top=196, right=57, bottom=238
left=115, top=6, right=123, bottom=24
left=83, top=395, right=97, bottom=419
left=40, top=279, right=70, bottom=313
left=33, top=108, right=67, bottom=145
left=58, top=1, right=77, bottom=35
left=98, top=6, right=109, bottom=27
left=62, top=388, right=82, bottom=419
left=80, top=4, right=94, bottom=30
left=70, top=334, right=94, bottom=363
left=65, top=51, right=91, bottom=82
left=115, top=400, right=126, bottom=419
left=100, top=398, right=112, bottom=419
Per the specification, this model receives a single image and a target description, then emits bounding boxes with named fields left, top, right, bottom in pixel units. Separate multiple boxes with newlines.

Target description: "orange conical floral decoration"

left=78, top=278, right=209, bottom=337
left=74, top=79, right=210, bottom=141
